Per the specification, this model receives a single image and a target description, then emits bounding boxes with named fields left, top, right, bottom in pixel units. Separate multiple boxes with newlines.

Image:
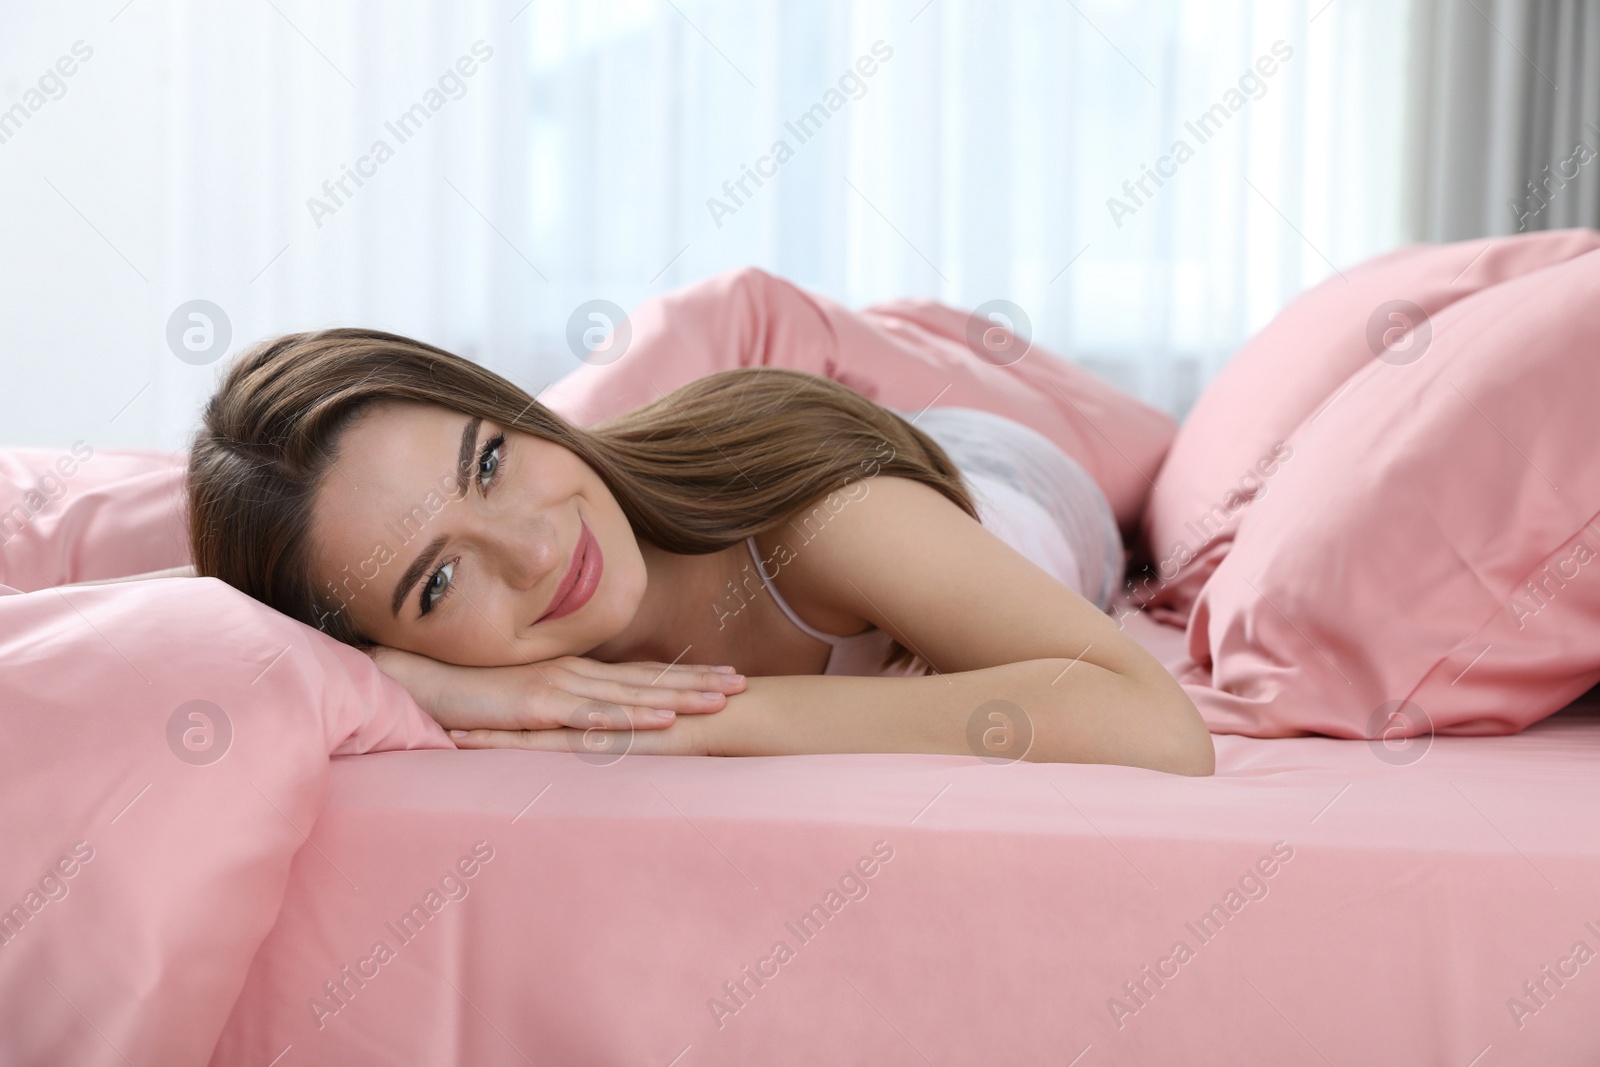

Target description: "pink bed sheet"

left=211, top=607, right=1600, bottom=1067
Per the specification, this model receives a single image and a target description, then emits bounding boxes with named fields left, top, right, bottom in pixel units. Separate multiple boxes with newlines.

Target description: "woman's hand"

left=443, top=715, right=720, bottom=756
left=368, top=647, right=747, bottom=742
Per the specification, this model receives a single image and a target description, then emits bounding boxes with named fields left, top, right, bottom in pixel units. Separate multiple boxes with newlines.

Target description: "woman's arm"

left=696, top=658, right=1208, bottom=774
left=454, top=476, right=1214, bottom=775
left=466, top=637, right=1210, bottom=774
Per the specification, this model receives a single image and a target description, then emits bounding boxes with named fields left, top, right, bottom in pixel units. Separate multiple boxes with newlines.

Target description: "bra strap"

left=744, top=536, right=843, bottom=645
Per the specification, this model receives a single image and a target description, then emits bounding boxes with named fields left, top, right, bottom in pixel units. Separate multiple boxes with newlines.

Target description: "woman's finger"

left=559, top=699, right=674, bottom=732
left=586, top=679, right=730, bottom=715
left=450, top=727, right=571, bottom=750
left=551, top=657, right=745, bottom=696
left=543, top=667, right=743, bottom=716
left=577, top=659, right=744, bottom=695
left=449, top=722, right=695, bottom=755
left=426, top=675, right=680, bottom=734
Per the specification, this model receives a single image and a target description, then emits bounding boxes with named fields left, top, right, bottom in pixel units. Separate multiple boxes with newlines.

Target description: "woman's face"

left=309, top=400, right=647, bottom=666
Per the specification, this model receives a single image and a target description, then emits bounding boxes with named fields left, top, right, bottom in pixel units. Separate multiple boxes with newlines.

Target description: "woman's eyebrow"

left=452, top=416, right=483, bottom=499
left=389, top=416, right=483, bottom=619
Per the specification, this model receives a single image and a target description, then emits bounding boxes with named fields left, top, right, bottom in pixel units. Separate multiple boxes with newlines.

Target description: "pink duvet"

left=0, top=447, right=188, bottom=590
left=538, top=266, right=1177, bottom=536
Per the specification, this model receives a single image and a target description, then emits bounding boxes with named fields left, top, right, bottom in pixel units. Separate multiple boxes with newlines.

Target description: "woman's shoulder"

left=751, top=476, right=972, bottom=639
left=747, top=525, right=872, bottom=639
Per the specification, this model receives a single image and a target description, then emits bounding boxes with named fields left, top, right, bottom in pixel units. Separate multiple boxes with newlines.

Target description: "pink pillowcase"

left=1135, top=230, right=1600, bottom=626
left=537, top=267, right=1176, bottom=536
left=0, top=577, right=448, bottom=1065
left=0, top=446, right=189, bottom=591
left=1175, top=243, right=1600, bottom=738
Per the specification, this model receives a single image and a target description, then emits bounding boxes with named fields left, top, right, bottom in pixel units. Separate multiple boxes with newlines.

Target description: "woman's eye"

left=477, top=433, right=505, bottom=488
left=417, top=433, right=502, bottom=620
left=420, top=559, right=455, bottom=615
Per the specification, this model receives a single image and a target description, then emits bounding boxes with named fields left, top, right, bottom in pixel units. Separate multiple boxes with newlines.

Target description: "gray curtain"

left=1403, top=0, right=1600, bottom=240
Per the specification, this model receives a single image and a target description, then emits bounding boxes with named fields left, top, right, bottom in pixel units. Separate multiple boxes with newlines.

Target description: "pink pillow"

left=1174, top=245, right=1600, bottom=739
left=537, top=267, right=1176, bottom=535
left=0, top=447, right=189, bottom=591
left=0, top=577, right=448, bottom=1065
left=1136, top=230, right=1600, bottom=626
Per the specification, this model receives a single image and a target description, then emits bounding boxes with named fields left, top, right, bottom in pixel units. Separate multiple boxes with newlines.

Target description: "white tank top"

left=743, top=406, right=1124, bottom=677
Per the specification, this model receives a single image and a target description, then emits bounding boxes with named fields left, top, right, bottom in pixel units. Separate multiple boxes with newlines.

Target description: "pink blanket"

left=0, top=447, right=188, bottom=590
left=539, top=266, right=1177, bottom=537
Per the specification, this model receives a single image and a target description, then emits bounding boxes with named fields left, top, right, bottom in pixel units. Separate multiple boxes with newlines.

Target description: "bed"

left=6, top=237, right=1600, bottom=1065
left=210, top=601, right=1600, bottom=1065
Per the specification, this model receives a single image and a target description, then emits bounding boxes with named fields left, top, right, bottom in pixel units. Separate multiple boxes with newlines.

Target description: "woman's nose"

left=491, top=521, right=557, bottom=591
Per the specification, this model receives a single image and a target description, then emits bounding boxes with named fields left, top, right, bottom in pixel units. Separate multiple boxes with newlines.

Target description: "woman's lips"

left=538, top=520, right=602, bottom=623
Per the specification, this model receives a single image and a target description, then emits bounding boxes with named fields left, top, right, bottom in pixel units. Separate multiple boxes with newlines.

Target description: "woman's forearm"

left=698, top=659, right=1215, bottom=775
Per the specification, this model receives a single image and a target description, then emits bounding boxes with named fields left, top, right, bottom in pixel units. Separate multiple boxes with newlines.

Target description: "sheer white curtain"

left=490, top=0, right=1413, bottom=416
left=0, top=0, right=1413, bottom=452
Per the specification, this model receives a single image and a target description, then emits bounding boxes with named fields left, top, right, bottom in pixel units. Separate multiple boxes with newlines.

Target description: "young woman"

left=183, top=327, right=1214, bottom=775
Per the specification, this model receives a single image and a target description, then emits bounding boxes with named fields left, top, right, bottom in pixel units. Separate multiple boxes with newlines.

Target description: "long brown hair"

left=187, top=327, right=977, bottom=673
